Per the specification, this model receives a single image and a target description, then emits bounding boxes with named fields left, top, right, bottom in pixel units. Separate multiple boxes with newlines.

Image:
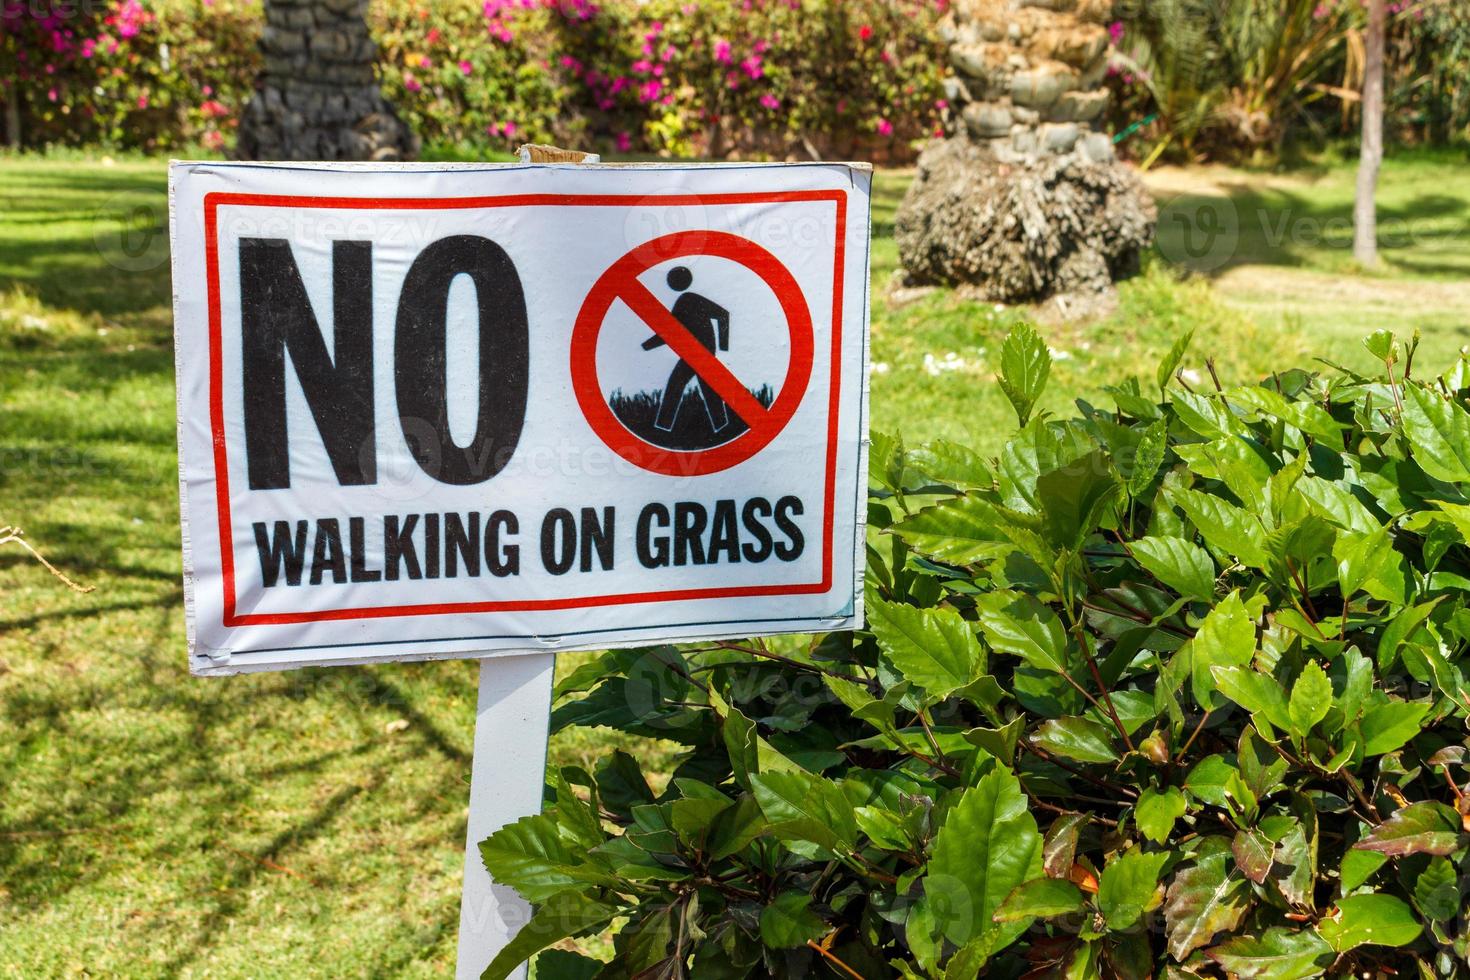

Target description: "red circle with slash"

left=570, top=230, right=814, bottom=476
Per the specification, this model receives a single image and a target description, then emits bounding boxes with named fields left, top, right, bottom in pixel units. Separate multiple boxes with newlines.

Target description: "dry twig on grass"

left=0, top=524, right=94, bottom=593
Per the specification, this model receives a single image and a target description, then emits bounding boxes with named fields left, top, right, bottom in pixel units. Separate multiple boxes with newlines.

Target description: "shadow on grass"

left=1153, top=184, right=1470, bottom=280
left=0, top=166, right=171, bottom=320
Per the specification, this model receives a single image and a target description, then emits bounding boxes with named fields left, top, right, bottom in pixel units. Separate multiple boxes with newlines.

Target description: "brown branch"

left=807, top=938, right=867, bottom=980
left=1021, top=740, right=1139, bottom=799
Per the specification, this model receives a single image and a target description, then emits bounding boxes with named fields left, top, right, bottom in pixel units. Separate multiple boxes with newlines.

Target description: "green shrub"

left=482, top=324, right=1470, bottom=978
left=2, top=0, right=259, bottom=152
left=1109, top=0, right=1361, bottom=164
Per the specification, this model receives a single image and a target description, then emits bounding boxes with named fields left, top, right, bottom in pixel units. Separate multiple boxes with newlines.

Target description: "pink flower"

left=1108, top=20, right=1124, bottom=43
left=459, top=59, right=473, bottom=75
left=112, top=0, right=144, bottom=40
left=876, top=118, right=892, bottom=136
left=426, top=28, right=441, bottom=43
left=203, top=130, right=225, bottom=150
left=858, top=24, right=872, bottom=40
left=202, top=84, right=214, bottom=96
left=759, top=93, right=780, bottom=110
left=934, top=98, right=948, bottom=110
left=714, top=39, right=731, bottom=64
left=136, top=93, right=148, bottom=109
left=615, top=131, right=632, bottom=152
left=47, top=87, right=58, bottom=102
left=419, top=56, right=431, bottom=69
left=404, top=73, right=422, bottom=93
left=740, top=54, right=762, bottom=79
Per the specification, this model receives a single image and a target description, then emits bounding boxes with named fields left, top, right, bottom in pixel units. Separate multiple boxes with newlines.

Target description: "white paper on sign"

left=168, top=161, right=872, bottom=674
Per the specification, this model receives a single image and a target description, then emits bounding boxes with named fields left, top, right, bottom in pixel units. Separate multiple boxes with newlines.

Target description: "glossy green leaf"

left=1353, top=801, right=1464, bottom=857
left=973, top=591, right=1071, bottom=674
left=889, top=495, right=1021, bottom=565
left=1211, top=665, right=1292, bottom=733
left=1206, top=927, right=1334, bottom=980
left=1412, top=857, right=1459, bottom=921
left=479, top=812, right=618, bottom=903
left=1319, top=894, right=1422, bottom=951
left=759, top=891, right=827, bottom=948
left=1338, top=848, right=1387, bottom=893
left=482, top=892, right=619, bottom=980
left=1191, top=590, right=1257, bottom=711
left=1097, top=849, right=1169, bottom=930
left=926, top=767, right=1043, bottom=948
left=1032, top=716, right=1120, bottom=764
left=750, top=769, right=858, bottom=855
left=1170, top=486, right=1269, bottom=569
left=1135, top=786, right=1188, bottom=844
left=1132, top=535, right=1216, bottom=601
left=993, top=878, right=1085, bottom=922
left=1401, top=383, right=1470, bottom=483
left=867, top=596, right=983, bottom=699
left=1157, top=329, right=1194, bottom=393
left=1163, top=849, right=1252, bottom=960
left=1358, top=700, right=1429, bottom=756
left=1288, top=661, right=1332, bottom=738
left=997, top=322, right=1051, bottom=426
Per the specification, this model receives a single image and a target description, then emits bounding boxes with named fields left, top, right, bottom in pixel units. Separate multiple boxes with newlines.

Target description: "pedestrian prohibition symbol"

left=570, top=230, right=814, bottom=477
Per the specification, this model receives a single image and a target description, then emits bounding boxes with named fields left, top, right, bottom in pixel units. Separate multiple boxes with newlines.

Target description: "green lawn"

left=0, top=148, right=1465, bottom=976
left=1148, top=147, right=1470, bottom=369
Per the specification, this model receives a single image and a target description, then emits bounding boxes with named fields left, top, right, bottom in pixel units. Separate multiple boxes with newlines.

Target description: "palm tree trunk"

left=237, top=0, right=417, bottom=161
left=1353, top=0, right=1385, bottom=268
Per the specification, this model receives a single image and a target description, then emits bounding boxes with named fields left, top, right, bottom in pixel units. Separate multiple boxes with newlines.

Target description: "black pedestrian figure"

left=642, top=266, right=731, bottom=432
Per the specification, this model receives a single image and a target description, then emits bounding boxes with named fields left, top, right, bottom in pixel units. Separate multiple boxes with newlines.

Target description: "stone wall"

left=942, top=0, right=1117, bottom=164
left=236, top=0, right=417, bottom=162
left=895, top=0, right=1156, bottom=311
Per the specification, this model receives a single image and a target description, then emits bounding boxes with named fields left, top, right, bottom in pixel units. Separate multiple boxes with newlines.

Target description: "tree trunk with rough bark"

left=4, top=94, right=20, bottom=148
left=1354, top=0, right=1385, bottom=268
left=236, top=0, right=417, bottom=162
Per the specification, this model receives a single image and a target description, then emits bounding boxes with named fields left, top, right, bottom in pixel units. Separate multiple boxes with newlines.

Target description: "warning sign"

left=571, top=230, right=814, bottom=475
left=168, top=162, right=871, bottom=674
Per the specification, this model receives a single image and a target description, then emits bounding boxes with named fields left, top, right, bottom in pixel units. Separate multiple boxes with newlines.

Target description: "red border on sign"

left=201, top=190, right=848, bottom=627
left=571, top=230, right=814, bottom=476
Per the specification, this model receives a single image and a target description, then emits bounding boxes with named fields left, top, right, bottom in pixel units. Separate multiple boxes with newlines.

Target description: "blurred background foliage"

left=1, top=0, right=1468, bottom=163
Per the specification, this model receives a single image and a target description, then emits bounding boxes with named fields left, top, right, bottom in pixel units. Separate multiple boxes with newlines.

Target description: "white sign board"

left=169, top=161, right=871, bottom=674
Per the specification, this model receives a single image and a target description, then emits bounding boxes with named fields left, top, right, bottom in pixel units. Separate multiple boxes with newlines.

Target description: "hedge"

left=1, top=0, right=947, bottom=158
left=479, top=325, right=1470, bottom=978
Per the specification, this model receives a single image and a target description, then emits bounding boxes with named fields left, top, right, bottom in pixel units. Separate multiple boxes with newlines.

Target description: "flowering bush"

left=377, top=0, right=948, bottom=160
left=1, top=0, right=258, bottom=150
left=3, top=0, right=946, bottom=159
left=373, top=0, right=581, bottom=156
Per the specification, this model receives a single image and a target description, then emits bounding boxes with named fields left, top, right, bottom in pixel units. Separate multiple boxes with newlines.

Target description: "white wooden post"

left=456, top=652, right=557, bottom=980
